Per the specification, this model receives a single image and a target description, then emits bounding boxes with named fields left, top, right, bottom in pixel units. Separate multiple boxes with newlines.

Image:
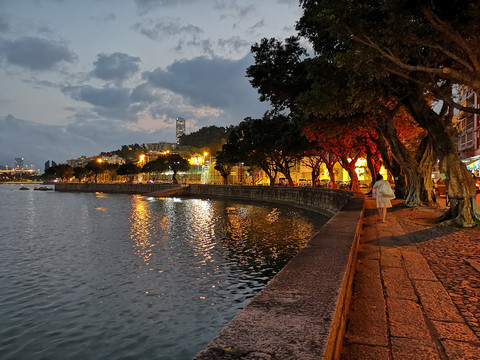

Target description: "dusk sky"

left=0, top=0, right=302, bottom=168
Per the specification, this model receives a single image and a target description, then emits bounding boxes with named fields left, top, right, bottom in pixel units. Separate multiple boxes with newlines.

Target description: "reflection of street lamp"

left=203, top=152, right=210, bottom=184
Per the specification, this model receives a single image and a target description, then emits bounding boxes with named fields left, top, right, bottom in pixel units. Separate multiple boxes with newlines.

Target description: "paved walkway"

left=342, top=198, right=480, bottom=359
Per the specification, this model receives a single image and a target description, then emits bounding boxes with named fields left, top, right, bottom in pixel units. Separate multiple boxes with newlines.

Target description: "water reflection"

left=0, top=185, right=327, bottom=360
left=129, top=195, right=153, bottom=264
left=219, top=204, right=316, bottom=276
left=186, top=199, right=216, bottom=265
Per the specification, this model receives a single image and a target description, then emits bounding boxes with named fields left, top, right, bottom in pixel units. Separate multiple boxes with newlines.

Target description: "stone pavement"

left=342, top=198, right=480, bottom=359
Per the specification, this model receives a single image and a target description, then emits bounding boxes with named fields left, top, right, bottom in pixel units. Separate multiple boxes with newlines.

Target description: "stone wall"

left=54, top=182, right=182, bottom=194
left=55, top=183, right=353, bottom=217
left=187, top=184, right=352, bottom=217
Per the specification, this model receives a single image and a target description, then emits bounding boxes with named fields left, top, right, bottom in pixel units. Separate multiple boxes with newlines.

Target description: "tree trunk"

left=275, top=157, right=296, bottom=186
left=259, top=163, right=277, bottom=186
left=373, top=132, right=407, bottom=199
left=416, top=135, right=437, bottom=204
left=376, top=115, right=422, bottom=206
left=324, top=164, right=336, bottom=188
left=340, top=156, right=360, bottom=192
left=311, top=169, right=318, bottom=187
left=365, top=150, right=377, bottom=187
left=403, top=91, right=479, bottom=226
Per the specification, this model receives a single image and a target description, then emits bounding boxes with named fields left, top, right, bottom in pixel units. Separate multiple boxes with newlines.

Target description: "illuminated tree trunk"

left=376, top=116, right=421, bottom=206
left=416, top=135, right=436, bottom=204
left=403, top=93, right=480, bottom=226
left=340, top=154, right=361, bottom=192
left=319, top=152, right=339, bottom=188
left=373, top=131, right=407, bottom=199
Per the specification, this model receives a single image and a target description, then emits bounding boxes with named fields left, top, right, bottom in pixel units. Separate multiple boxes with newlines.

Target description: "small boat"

left=19, top=186, right=29, bottom=190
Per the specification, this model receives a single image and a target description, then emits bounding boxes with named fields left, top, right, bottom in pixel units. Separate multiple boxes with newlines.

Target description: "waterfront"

left=0, top=184, right=328, bottom=360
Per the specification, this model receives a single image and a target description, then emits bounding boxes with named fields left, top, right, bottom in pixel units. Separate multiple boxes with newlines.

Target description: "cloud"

left=134, top=0, right=197, bottom=14
left=144, top=54, right=269, bottom=123
left=217, top=36, right=250, bottom=53
left=133, top=18, right=203, bottom=41
left=63, top=85, right=138, bottom=121
left=0, top=36, right=76, bottom=71
left=0, top=14, right=9, bottom=33
left=64, top=85, right=130, bottom=109
left=0, top=114, right=173, bottom=167
left=91, top=52, right=141, bottom=85
left=90, top=12, right=116, bottom=22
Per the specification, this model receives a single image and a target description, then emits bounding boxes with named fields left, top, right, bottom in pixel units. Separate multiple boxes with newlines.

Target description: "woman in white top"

left=372, top=174, right=395, bottom=223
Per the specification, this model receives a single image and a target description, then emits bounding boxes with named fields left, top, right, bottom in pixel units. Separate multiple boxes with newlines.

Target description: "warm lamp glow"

left=97, top=158, right=103, bottom=163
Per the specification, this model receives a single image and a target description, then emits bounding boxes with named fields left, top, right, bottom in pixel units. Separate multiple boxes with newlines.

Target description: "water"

left=0, top=184, right=328, bottom=360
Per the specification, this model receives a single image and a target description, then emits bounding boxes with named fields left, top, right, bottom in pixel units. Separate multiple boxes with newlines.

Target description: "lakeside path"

left=341, top=197, right=480, bottom=359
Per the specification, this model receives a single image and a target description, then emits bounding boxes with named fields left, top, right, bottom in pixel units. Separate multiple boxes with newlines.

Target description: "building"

left=176, top=117, right=186, bottom=143
left=457, top=87, right=480, bottom=174
left=145, top=142, right=177, bottom=153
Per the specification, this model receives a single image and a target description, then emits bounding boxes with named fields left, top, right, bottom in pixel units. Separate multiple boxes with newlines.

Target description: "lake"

left=0, top=184, right=328, bottom=360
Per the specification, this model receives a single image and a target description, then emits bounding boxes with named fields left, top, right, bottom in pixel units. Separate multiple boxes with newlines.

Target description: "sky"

left=0, top=0, right=302, bottom=169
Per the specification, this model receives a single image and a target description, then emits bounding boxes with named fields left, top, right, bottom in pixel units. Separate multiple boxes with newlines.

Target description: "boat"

left=19, top=186, right=29, bottom=190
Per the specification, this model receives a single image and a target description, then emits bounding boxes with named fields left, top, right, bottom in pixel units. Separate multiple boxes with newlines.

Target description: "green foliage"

left=247, top=36, right=311, bottom=112
left=178, top=126, right=234, bottom=154
left=73, top=166, right=88, bottom=182
left=117, top=163, right=141, bottom=181
left=113, top=144, right=146, bottom=163
left=142, top=157, right=168, bottom=174
left=221, top=112, right=307, bottom=185
left=165, top=153, right=190, bottom=184
left=43, top=163, right=74, bottom=182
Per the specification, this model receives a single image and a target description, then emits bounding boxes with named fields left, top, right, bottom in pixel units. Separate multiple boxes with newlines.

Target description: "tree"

left=300, top=146, right=324, bottom=187
left=73, top=166, right=89, bottom=183
left=117, top=163, right=140, bottom=182
left=179, top=125, right=234, bottom=154
left=247, top=36, right=311, bottom=112
left=214, top=149, right=236, bottom=185
left=142, top=157, right=168, bottom=182
left=222, top=112, right=307, bottom=186
left=222, top=117, right=278, bottom=186
left=113, top=144, right=146, bottom=163
left=44, top=163, right=73, bottom=182
left=85, top=160, right=106, bottom=183
left=297, top=0, right=480, bottom=225
left=103, top=163, right=120, bottom=182
left=165, top=154, right=190, bottom=184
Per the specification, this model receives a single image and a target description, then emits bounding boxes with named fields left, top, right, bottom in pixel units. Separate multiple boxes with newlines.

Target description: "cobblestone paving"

left=397, top=206, right=480, bottom=339
left=342, top=199, right=480, bottom=360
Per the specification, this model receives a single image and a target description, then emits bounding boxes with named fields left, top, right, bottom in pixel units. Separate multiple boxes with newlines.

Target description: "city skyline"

left=0, top=0, right=303, bottom=166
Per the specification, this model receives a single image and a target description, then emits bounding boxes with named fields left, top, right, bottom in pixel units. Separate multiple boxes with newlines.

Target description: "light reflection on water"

left=0, top=185, right=328, bottom=360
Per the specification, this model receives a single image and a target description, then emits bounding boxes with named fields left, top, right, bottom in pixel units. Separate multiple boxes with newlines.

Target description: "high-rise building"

left=14, top=157, right=24, bottom=169
left=176, top=117, right=186, bottom=143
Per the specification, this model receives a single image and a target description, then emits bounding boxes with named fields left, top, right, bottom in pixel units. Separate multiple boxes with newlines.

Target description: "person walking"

left=372, top=174, right=395, bottom=223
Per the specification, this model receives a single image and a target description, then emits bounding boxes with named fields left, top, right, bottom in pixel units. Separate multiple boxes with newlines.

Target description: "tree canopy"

left=178, top=125, right=234, bottom=154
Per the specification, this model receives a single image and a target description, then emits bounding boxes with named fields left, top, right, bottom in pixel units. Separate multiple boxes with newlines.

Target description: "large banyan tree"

left=293, top=0, right=480, bottom=226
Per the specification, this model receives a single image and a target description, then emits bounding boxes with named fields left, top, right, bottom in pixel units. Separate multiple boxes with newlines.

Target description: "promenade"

left=342, top=197, right=480, bottom=359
